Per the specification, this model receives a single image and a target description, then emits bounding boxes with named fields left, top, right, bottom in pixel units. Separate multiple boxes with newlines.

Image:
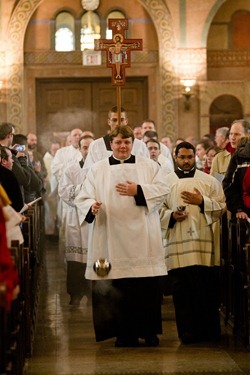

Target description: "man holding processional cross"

left=75, top=19, right=169, bottom=347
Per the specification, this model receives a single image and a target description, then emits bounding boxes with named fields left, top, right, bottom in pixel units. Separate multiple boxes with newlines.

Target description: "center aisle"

left=24, top=238, right=249, bottom=375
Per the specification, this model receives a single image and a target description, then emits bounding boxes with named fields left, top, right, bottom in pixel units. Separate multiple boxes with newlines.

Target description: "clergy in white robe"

left=160, top=141, right=226, bottom=344
left=43, top=142, right=60, bottom=236
left=51, top=129, right=83, bottom=267
left=83, top=106, right=149, bottom=170
left=58, top=135, right=93, bottom=305
left=75, top=125, right=169, bottom=347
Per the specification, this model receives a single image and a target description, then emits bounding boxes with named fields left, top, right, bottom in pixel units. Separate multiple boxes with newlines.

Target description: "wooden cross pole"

left=94, top=19, right=143, bottom=125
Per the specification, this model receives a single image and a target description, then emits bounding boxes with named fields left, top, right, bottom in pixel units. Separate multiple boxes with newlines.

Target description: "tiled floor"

left=24, top=239, right=250, bottom=375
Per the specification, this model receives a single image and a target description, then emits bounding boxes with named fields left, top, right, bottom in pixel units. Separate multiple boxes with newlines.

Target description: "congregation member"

left=203, top=145, right=222, bottom=174
left=160, top=141, right=226, bottom=344
left=27, top=132, right=48, bottom=180
left=0, top=122, right=30, bottom=199
left=195, top=139, right=213, bottom=170
left=58, top=135, right=93, bottom=306
left=75, top=126, right=169, bottom=347
left=13, top=134, right=44, bottom=203
left=210, top=119, right=249, bottom=178
left=0, top=186, right=20, bottom=312
left=214, top=126, right=229, bottom=149
left=223, top=136, right=250, bottom=221
left=0, top=146, right=24, bottom=212
left=84, top=106, right=149, bottom=169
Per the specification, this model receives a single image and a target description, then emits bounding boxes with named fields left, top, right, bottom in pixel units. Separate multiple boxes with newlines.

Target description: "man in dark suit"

left=0, top=146, right=24, bottom=212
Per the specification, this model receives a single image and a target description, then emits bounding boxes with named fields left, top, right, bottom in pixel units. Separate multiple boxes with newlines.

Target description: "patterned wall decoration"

left=139, top=0, right=177, bottom=139
left=24, top=50, right=158, bottom=65
left=6, top=0, right=41, bottom=126
left=6, top=0, right=177, bottom=135
left=207, top=50, right=250, bottom=67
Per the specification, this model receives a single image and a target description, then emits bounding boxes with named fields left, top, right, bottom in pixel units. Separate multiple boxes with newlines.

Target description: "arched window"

left=106, top=11, right=125, bottom=39
left=55, top=12, right=75, bottom=51
left=81, top=11, right=100, bottom=51
left=209, top=95, right=243, bottom=133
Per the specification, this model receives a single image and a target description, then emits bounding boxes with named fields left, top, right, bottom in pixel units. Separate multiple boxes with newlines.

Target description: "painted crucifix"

left=94, top=18, right=143, bottom=86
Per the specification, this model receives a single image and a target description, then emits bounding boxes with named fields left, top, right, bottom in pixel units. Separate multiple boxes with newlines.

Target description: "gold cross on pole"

left=94, top=19, right=143, bottom=124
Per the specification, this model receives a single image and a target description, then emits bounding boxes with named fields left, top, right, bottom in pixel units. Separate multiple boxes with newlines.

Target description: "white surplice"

left=58, top=160, right=88, bottom=263
left=75, top=156, right=169, bottom=280
left=160, top=170, right=226, bottom=270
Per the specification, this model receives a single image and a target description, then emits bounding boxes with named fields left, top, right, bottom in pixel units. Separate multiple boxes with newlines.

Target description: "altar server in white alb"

left=58, top=135, right=93, bottom=306
left=160, top=141, right=226, bottom=344
left=75, top=125, right=169, bottom=348
left=83, top=106, right=149, bottom=169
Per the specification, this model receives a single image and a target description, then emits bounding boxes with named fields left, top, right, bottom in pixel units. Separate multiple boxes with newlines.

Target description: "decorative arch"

left=6, top=0, right=177, bottom=135
left=201, top=0, right=227, bottom=47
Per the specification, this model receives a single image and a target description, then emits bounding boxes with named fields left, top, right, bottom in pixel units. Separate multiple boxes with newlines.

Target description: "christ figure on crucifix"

left=107, top=34, right=140, bottom=80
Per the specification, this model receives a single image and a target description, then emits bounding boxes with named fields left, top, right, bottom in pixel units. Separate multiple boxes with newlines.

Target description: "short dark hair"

left=175, top=141, right=196, bottom=156
left=13, top=134, right=28, bottom=145
left=146, top=138, right=160, bottom=148
left=0, top=122, right=14, bottom=140
left=143, top=130, right=158, bottom=139
left=109, top=125, right=134, bottom=142
left=0, top=145, right=10, bottom=161
left=108, top=106, right=126, bottom=118
left=78, top=134, right=93, bottom=147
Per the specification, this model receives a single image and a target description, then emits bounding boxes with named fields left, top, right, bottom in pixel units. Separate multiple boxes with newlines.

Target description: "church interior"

left=0, top=0, right=250, bottom=374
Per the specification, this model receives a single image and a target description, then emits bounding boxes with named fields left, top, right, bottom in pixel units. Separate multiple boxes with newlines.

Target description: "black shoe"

left=115, top=337, right=139, bottom=347
left=145, top=335, right=159, bottom=347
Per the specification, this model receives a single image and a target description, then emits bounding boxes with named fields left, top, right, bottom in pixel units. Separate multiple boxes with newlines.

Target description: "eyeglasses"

left=109, top=118, right=127, bottom=122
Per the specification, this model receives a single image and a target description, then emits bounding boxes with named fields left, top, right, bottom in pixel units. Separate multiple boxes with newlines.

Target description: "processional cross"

left=94, top=19, right=143, bottom=123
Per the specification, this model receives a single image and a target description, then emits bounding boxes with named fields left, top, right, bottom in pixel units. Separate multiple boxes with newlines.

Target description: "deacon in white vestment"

left=160, top=141, right=226, bottom=344
left=75, top=126, right=169, bottom=347
left=83, top=106, right=149, bottom=170
left=58, top=136, right=93, bottom=305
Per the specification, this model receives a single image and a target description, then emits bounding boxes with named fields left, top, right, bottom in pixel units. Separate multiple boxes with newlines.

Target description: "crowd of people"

left=0, top=111, right=249, bottom=348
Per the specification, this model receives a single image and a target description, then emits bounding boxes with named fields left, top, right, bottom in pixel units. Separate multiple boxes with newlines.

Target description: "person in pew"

left=0, top=185, right=20, bottom=312
left=160, top=141, right=226, bottom=344
left=210, top=119, right=249, bottom=179
left=223, top=135, right=250, bottom=220
left=13, top=134, right=44, bottom=203
left=27, top=132, right=48, bottom=181
left=58, top=135, right=93, bottom=306
left=0, top=146, right=24, bottom=212
left=0, top=122, right=31, bottom=201
left=75, top=125, right=169, bottom=347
